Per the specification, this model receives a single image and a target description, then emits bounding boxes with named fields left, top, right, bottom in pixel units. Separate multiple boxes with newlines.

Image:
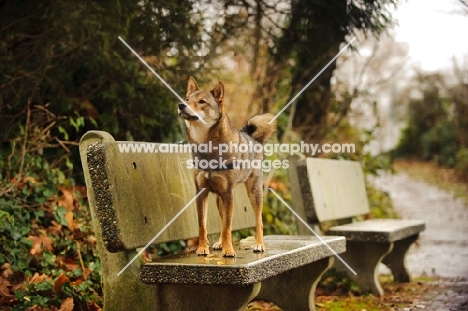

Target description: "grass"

left=394, top=159, right=468, bottom=205
left=248, top=275, right=441, bottom=311
left=315, top=274, right=440, bottom=311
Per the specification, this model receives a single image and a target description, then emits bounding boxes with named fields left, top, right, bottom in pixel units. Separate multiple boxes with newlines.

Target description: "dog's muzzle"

left=178, top=103, right=199, bottom=121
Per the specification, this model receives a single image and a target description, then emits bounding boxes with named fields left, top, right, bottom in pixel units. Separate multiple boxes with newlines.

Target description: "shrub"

left=0, top=105, right=102, bottom=310
left=421, top=120, right=459, bottom=167
left=455, top=148, right=468, bottom=180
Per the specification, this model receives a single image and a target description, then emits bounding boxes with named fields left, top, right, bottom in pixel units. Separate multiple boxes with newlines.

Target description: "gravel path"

left=373, top=172, right=468, bottom=310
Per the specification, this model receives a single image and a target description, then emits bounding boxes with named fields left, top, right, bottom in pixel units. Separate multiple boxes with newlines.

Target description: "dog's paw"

left=253, top=244, right=265, bottom=253
left=222, top=247, right=236, bottom=257
left=196, top=246, right=210, bottom=256
left=212, top=241, right=222, bottom=250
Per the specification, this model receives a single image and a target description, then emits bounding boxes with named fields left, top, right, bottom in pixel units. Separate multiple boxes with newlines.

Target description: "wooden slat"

left=81, top=131, right=254, bottom=252
left=306, top=158, right=370, bottom=222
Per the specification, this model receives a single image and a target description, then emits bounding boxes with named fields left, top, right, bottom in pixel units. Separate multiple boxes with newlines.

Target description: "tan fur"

left=244, top=114, right=277, bottom=143
left=178, top=76, right=277, bottom=257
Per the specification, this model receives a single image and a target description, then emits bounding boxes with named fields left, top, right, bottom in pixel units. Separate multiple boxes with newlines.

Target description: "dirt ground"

left=372, top=172, right=468, bottom=311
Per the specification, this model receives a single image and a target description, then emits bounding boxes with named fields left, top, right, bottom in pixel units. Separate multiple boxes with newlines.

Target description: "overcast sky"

left=392, top=0, right=468, bottom=71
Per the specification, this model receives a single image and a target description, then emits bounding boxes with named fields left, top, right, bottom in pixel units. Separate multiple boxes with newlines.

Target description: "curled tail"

left=242, top=113, right=277, bottom=143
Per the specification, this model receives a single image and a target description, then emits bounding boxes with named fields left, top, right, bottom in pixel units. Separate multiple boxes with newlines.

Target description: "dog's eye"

left=185, top=98, right=189, bottom=101
left=198, top=99, right=206, bottom=104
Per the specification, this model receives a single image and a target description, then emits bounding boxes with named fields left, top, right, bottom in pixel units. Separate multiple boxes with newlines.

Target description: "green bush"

left=394, top=73, right=467, bottom=177
left=395, top=125, right=421, bottom=158
left=0, top=104, right=102, bottom=310
left=421, top=120, right=459, bottom=167
left=455, top=148, right=468, bottom=179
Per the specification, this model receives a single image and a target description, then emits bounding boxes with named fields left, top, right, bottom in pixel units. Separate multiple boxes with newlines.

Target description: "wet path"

left=373, top=172, right=468, bottom=310
left=373, top=172, right=468, bottom=278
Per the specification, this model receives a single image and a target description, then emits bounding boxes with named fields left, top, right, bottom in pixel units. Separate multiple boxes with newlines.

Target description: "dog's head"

left=178, top=77, right=224, bottom=125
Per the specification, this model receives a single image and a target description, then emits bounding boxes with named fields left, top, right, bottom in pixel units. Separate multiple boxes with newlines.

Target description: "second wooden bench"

left=288, top=156, right=425, bottom=296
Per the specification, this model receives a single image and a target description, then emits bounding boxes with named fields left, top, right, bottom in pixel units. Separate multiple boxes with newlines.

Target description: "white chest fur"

left=186, top=118, right=217, bottom=144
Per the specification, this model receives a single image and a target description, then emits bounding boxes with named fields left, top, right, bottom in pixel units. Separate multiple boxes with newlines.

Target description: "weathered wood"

left=80, top=131, right=158, bottom=311
left=289, top=156, right=426, bottom=296
left=305, top=157, right=369, bottom=221
left=80, top=131, right=346, bottom=311
left=83, top=131, right=254, bottom=252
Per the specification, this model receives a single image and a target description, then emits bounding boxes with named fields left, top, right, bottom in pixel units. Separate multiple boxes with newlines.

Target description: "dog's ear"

left=187, top=76, right=199, bottom=97
left=210, top=81, right=224, bottom=104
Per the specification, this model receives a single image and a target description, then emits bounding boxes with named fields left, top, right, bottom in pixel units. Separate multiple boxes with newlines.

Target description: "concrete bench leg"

left=335, top=241, right=393, bottom=296
left=100, top=251, right=158, bottom=311
left=255, top=257, right=333, bottom=311
left=156, top=282, right=261, bottom=311
left=382, top=234, right=419, bottom=282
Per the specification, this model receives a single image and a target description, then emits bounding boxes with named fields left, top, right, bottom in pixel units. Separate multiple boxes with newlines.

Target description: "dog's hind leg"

left=195, top=186, right=210, bottom=256
left=245, top=176, right=265, bottom=253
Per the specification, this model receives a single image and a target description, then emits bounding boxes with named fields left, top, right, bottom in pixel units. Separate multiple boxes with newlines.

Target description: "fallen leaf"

left=65, top=210, right=77, bottom=231
left=14, top=176, right=41, bottom=192
left=268, top=180, right=288, bottom=193
left=88, top=301, right=102, bottom=311
left=74, top=185, right=88, bottom=199
left=58, top=256, right=79, bottom=271
left=58, top=187, right=78, bottom=231
left=54, top=274, right=70, bottom=294
left=87, top=235, right=97, bottom=248
left=0, top=276, right=11, bottom=296
left=58, top=187, right=74, bottom=211
left=59, top=297, right=74, bottom=311
left=1, top=263, right=13, bottom=279
left=70, top=279, right=83, bottom=286
left=29, top=273, right=49, bottom=284
left=28, top=231, right=54, bottom=256
left=47, top=220, right=62, bottom=236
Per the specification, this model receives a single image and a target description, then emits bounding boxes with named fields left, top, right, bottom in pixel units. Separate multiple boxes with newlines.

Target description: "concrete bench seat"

left=79, top=131, right=346, bottom=311
left=327, top=219, right=425, bottom=243
left=288, top=156, right=425, bottom=296
left=142, top=236, right=345, bottom=286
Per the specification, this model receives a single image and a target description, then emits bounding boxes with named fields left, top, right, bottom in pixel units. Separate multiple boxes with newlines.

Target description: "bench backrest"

left=289, top=156, right=370, bottom=223
left=79, top=131, right=254, bottom=253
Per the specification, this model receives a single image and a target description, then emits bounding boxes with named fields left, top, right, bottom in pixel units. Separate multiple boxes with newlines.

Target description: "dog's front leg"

left=219, top=192, right=236, bottom=257
left=213, top=196, right=224, bottom=251
left=195, top=187, right=210, bottom=256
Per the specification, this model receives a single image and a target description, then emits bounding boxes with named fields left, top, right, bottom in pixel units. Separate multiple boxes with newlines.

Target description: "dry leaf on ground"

left=28, top=231, right=54, bottom=256
left=59, top=297, right=74, bottom=311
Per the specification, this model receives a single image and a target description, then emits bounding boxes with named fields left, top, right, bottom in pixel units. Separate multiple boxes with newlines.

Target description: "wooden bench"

left=288, top=156, right=425, bottom=296
left=79, top=130, right=346, bottom=311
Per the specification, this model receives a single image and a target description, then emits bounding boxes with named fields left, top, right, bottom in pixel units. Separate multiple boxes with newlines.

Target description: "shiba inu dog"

left=178, top=76, right=277, bottom=257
